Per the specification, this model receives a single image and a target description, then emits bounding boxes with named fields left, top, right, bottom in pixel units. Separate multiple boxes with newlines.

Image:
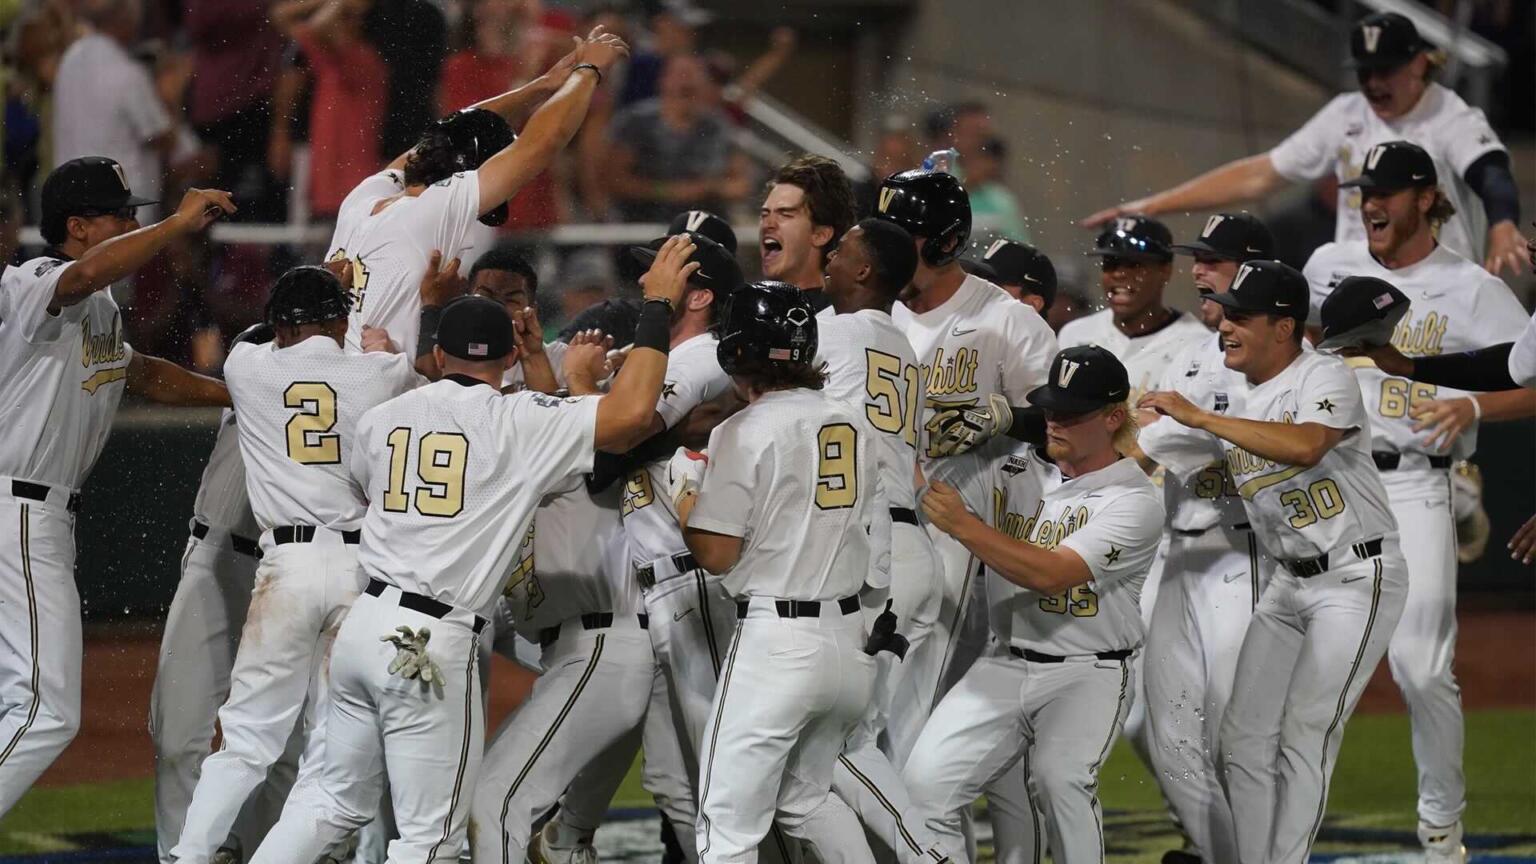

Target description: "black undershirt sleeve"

left=1409, top=343, right=1519, bottom=392
left=1464, top=151, right=1521, bottom=228
left=1003, top=405, right=1047, bottom=446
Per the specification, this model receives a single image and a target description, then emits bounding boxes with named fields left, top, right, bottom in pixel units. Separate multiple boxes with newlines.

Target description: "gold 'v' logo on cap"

left=1203, top=215, right=1226, bottom=238
left=985, top=239, right=1008, bottom=259
left=111, top=163, right=129, bottom=192
left=684, top=210, right=709, bottom=232
left=1057, top=359, right=1081, bottom=388
left=878, top=187, right=898, bottom=213
left=1361, top=24, right=1382, bottom=53
left=1232, top=264, right=1255, bottom=291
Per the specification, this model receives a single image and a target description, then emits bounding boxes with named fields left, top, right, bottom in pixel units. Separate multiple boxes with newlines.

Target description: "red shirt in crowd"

left=184, top=0, right=283, bottom=126
left=295, top=27, right=388, bottom=218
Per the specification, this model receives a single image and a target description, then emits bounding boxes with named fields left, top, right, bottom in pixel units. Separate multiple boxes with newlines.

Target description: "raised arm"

left=52, top=189, right=234, bottom=311
left=126, top=353, right=231, bottom=406
left=472, top=27, right=628, bottom=217
left=1080, top=153, right=1285, bottom=228
left=1139, top=390, right=1344, bottom=468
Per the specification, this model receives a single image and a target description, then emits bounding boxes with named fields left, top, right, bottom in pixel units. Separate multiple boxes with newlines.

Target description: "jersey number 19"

left=382, top=427, right=470, bottom=518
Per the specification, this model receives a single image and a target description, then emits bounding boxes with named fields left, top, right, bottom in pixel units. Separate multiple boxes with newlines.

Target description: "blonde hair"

left=1426, top=186, right=1456, bottom=228
left=1110, top=401, right=1140, bottom=458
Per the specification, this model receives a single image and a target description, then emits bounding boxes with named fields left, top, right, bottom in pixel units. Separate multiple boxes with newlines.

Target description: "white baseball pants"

left=1144, top=525, right=1268, bottom=864
left=247, top=585, right=486, bottom=864
left=903, top=649, right=1133, bottom=864
left=169, top=530, right=363, bottom=864
left=1220, top=543, right=1407, bottom=864
left=697, top=600, right=876, bottom=864
left=0, top=492, right=81, bottom=817
left=1382, top=470, right=1464, bottom=828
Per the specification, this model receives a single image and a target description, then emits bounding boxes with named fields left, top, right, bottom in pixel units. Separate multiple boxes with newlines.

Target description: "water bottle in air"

left=922, top=148, right=960, bottom=174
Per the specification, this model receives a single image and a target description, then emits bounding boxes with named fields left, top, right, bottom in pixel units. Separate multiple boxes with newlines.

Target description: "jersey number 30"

left=383, top=427, right=470, bottom=518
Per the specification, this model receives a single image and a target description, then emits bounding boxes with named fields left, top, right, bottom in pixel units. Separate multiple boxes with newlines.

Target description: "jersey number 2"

left=383, top=427, right=470, bottom=518
left=284, top=382, right=340, bottom=465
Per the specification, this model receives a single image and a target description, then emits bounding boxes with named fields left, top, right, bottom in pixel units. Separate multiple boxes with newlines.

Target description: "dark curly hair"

left=765, top=155, right=856, bottom=267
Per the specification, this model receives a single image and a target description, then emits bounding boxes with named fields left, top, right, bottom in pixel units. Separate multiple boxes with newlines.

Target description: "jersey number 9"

left=383, top=427, right=470, bottom=518
left=284, top=382, right=341, bottom=465
left=816, top=423, right=859, bottom=510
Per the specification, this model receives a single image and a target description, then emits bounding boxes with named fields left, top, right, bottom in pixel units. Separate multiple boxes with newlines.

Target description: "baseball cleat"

left=530, top=821, right=598, bottom=864
left=1418, top=820, right=1467, bottom=864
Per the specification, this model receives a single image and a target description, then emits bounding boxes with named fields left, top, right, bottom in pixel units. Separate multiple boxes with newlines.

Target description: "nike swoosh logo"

left=1023, top=275, right=1041, bottom=284
left=673, top=608, right=696, bottom=622
left=1246, top=247, right=1264, bottom=253
left=951, top=326, right=977, bottom=337
left=1341, top=575, right=1367, bottom=584
left=1222, top=572, right=1246, bottom=584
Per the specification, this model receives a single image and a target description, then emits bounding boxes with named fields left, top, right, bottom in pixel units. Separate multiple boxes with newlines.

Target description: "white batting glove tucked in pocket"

left=666, top=447, right=709, bottom=509
left=380, top=625, right=444, bottom=687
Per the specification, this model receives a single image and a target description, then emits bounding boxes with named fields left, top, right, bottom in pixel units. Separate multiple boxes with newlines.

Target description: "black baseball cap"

left=437, top=295, right=514, bottom=361
left=1338, top=140, right=1437, bottom=192
left=666, top=209, right=737, bottom=254
left=40, top=157, right=157, bottom=240
left=970, top=239, right=1057, bottom=309
left=1317, top=275, right=1411, bottom=351
left=1348, top=12, right=1432, bottom=70
left=1172, top=212, right=1274, bottom=262
left=627, top=232, right=745, bottom=293
left=1027, top=345, right=1131, bottom=415
left=1206, top=260, right=1310, bottom=321
left=1087, top=214, right=1173, bottom=262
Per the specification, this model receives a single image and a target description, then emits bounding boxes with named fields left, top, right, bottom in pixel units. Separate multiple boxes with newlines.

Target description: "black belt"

left=538, top=611, right=649, bottom=646
left=273, top=525, right=361, bottom=546
left=1373, top=451, right=1451, bottom=471
left=736, top=595, right=861, bottom=619
left=1284, top=537, right=1383, bottom=578
left=1009, top=646, right=1132, bottom=663
left=11, top=480, right=80, bottom=514
left=890, top=507, right=919, bottom=525
left=365, top=578, right=486, bottom=634
left=1173, top=521, right=1251, bottom=537
left=636, top=552, right=698, bottom=589
left=192, top=520, right=262, bottom=558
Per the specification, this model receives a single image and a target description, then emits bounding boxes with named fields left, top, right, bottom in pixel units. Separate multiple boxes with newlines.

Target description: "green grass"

left=3, top=710, right=1532, bottom=859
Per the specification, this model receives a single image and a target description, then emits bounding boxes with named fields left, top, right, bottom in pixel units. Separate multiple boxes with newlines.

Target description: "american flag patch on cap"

left=768, top=348, right=792, bottom=361
left=469, top=342, right=489, bottom=357
left=1373, top=293, right=1394, bottom=310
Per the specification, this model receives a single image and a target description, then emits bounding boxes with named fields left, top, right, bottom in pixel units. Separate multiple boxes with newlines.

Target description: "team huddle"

left=3, top=12, right=1536, bottom=864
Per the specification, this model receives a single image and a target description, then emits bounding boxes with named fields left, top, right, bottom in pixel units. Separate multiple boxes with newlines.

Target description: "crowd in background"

left=0, top=0, right=1526, bottom=375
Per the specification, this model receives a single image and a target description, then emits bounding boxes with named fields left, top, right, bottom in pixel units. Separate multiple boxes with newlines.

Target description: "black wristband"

left=634, top=301, right=671, bottom=353
left=573, top=63, right=602, bottom=85
left=416, top=305, right=443, bottom=360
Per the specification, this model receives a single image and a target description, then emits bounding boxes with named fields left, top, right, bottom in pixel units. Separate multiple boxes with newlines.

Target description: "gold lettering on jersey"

left=1391, top=311, right=1449, bottom=357
left=923, top=346, right=980, bottom=397
left=991, top=486, right=1089, bottom=550
left=79, top=311, right=127, bottom=394
left=992, top=487, right=1044, bottom=542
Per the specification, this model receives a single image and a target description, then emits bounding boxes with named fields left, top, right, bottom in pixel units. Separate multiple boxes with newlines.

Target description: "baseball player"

left=908, top=345, right=1165, bottom=864
left=1302, top=140, right=1532, bottom=863
left=244, top=237, right=685, bottom=863
left=1082, top=12, right=1527, bottom=273
left=1135, top=212, right=1277, bottom=864
left=0, top=158, right=233, bottom=816
left=815, top=218, right=947, bottom=862
left=1139, top=260, right=1409, bottom=864
left=962, top=239, right=1056, bottom=314
left=759, top=154, right=859, bottom=311
left=151, top=333, right=295, bottom=864
left=168, top=266, right=424, bottom=864
left=879, top=169, right=1057, bottom=759
left=327, top=28, right=627, bottom=355
left=674, top=281, right=881, bottom=864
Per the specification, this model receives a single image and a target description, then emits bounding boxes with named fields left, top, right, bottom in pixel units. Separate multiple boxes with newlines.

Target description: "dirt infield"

left=39, top=608, right=1536, bottom=788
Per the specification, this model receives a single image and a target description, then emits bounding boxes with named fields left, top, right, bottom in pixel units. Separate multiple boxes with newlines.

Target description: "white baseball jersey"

left=691, top=388, right=883, bottom=602
left=893, top=273, right=1056, bottom=460
left=815, top=306, right=924, bottom=510
left=1219, top=351, right=1396, bottom=560
left=224, top=336, right=422, bottom=533
left=1304, top=241, right=1528, bottom=460
left=0, top=255, right=133, bottom=490
left=1139, top=335, right=1252, bottom=532
left=1511, top=309, right=1536, bottom=390
left=351, top=378, right=600, bottom=615
left=1056, top=308, right=1210, bottom=402
left=501, top=480, right=635, bottom=637
left=327, top=169, right=485, bottom=355
left=502, top=341, right=570, bottom=393
left=1268, top=83, right=1505, bottom=261
left=191, top=410, right=259, bottom=538
left=619, top=333, right=731, bottom=569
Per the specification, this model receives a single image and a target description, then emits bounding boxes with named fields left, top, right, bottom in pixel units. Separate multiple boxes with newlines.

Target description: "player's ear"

left=810, top=223, right=835, bottom=253
left=66, top=215, right=90, bottom=244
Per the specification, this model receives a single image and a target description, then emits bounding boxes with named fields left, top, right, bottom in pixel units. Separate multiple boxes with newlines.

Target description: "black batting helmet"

left=716, top=281, right=818, bottom=375
left=422, top=108, right=517, bottom=226
left=265, top=266, right=353, bottom=327
left=873, top=170, right=971, bottom=267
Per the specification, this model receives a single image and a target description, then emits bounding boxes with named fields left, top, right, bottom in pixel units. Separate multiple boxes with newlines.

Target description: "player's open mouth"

left=761, top=236, right=783, bottom=266
left=1221, top=338, right=1242, bottom=352
left=1107, top=285, right=1136, bottom=305
left=1365, top=213, right=1390, bottom=238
